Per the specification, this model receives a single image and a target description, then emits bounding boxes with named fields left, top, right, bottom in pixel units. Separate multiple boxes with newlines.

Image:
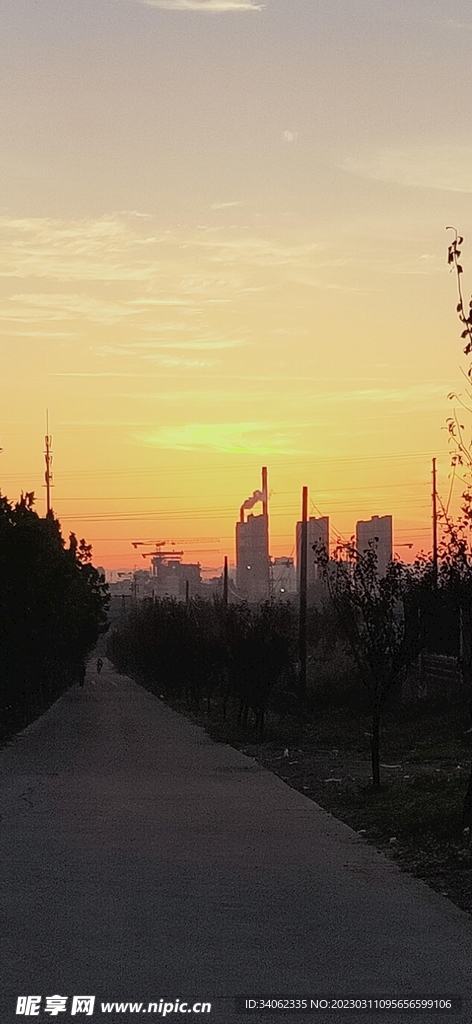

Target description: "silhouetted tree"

left=0, top=492, right=109, bottom=735
left=107, top=595, right=297, bottom=738
left=314, top=540, right=414, bottom=785
left=446, top=229, right=472, bottom=827
left=227, top=600, right=297, bottom=737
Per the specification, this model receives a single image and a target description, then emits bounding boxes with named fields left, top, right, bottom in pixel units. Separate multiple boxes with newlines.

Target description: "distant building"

left=236, top=513, right=270, bottom=603
left=235, top=467, right=270, bottom=603
left=271, top=557, right=297, bottom=599
left=132, top=569, right=153, bottom=599
left=201, top=569, right=240, bottom=604
left=151, top=557, right=202, bottom=601
left=201, top=575, right=222, bottom=598
left=356, top=515, right=393, bottom=576
left=296, top=516, right=329, bottom=605
left=107, top=578, right=132, bottom=598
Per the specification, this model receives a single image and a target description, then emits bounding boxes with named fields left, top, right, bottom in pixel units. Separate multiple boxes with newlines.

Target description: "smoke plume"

left=241, top=489, right=265, bottom=511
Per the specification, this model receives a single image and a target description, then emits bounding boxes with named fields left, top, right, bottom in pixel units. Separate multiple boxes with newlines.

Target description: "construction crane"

left=133, top=540, right=185, bottom=566
left=142, top=549, right=184, bottom=561
left=132, top=540, right=180, bottom=558
left=132, top=538, right=221, bottom=547
left=132, top=540, right=167, bottom=550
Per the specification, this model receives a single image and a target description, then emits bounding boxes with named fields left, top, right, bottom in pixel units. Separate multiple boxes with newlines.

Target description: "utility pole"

left=298, top=486, right=308, bottom=708
left=262, top=465, right=270, bottom=600
left=223, top=556, right=228, bottom=608
left=44, top=411, right=53, bottom=516
left=432, top=457, right=438, bottom=587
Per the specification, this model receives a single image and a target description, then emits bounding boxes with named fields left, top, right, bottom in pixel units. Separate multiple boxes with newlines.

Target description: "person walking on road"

left=96, top=657, right=103, bottom=674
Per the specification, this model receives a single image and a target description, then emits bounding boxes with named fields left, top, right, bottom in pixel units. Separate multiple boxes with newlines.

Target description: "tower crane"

left=132, top=540, right=167, bottom=550
left=142, top=549, right=184, bottom=560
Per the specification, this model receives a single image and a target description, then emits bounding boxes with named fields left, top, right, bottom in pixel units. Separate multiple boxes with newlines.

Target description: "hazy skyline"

left=2, top=0, right=472, bottom=571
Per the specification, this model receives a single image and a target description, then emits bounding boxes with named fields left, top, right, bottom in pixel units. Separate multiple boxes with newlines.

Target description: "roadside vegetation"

left=108, top=595, right=298, bottom=736
left=107, top=580, right=472, bottom=916
left=0, top=491, right=109, bottom=743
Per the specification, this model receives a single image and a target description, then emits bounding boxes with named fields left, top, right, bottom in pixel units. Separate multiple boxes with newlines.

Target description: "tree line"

left=107, top=595, right=298, bottom=738
left=0, top=491, right=109, bottom=739
left=107, top=536, right=472, bottom=826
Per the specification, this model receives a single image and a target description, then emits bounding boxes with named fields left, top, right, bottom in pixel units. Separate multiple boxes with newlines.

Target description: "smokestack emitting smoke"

left=239, top=468, right=269, bottom=523
left=241, top=489, right=265, bottom=511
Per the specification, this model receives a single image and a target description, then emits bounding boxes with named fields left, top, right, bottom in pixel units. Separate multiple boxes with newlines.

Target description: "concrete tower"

left=296, top=515, right=329, bottom=606
left=235, top=467, right=270, bottom=603
left=356, top=515, right=393, bottom=576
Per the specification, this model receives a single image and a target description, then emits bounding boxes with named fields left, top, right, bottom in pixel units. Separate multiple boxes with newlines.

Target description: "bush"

left=308, top=636, right=367, bottom=711
left=107, top=596, right=298, bottom=736
left=0, top=492, right=109, bottom=737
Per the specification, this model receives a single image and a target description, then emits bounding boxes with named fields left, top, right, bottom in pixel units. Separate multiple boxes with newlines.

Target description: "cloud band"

left=138, top=0, right=265, bottom=11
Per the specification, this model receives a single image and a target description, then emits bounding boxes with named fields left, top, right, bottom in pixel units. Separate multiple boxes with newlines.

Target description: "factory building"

left=271, top=557, right=297, bottom=599
left=235, top=467, right=270, bottom=603
left=356, top=514, right=393, bottom=576
left=151, top=555, right=202, bottom=601
left=296, top=516, right=329, bottom=605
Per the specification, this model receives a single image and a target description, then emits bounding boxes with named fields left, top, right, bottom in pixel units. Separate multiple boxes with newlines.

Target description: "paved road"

left=2, top=663, right=472, bottom=1024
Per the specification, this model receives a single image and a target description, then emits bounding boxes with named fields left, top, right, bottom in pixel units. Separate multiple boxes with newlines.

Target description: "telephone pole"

left=44, top=411, right=53, bottom=516
left=432, top=458, right=438, bottom=587
left=298, top=486, right=308, bottom=708
left=223, top=556, right=228, bottom=608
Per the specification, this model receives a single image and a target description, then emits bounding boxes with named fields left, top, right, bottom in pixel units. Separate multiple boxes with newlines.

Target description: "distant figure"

left=97, top=657, right=103, bottom=674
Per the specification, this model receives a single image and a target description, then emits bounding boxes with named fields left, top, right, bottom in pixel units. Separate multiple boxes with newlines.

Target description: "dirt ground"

left=238, top=743, right=472, bottom=917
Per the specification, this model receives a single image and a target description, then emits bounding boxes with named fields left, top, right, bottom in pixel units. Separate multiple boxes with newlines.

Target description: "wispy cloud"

left=4, top=329, right=75, bottom=338
left=0, top=292, right=199, bottom=333
left=152, top=356, right=219, bottom=368
left=0, top=215, right=352, bottom=335
left=210, top=200, right=246, bottom=210
left=189, top=236, right=320, bottom=269
left=143, top=421, right=302, bottom=454
left=1, top=293, right=136, bottom=325
left=0, top=215, right=165, bottom=282
left=96, top=335, right=247, bottom=355
left=0, top=214, right=324, bottom=287
left=138, top=0, right=265, bottom=11
left=342, top=145, right=472, bottom=194
left=134, top=320, right=196, bottom=334
left=128, top=298, right=193, bottom=307
left=432, top=17, right=472, bottom=30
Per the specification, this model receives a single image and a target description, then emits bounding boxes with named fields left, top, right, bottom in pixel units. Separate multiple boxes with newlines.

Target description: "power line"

left=0, top=447, right=452, bottom=484
left=50, top=480, right=435, bottom=502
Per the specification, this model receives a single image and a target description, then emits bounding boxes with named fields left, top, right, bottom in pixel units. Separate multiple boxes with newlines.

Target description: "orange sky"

left=1, top=0, right=472, bottom=573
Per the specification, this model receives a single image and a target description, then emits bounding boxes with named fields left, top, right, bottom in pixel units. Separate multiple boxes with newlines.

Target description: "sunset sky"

left=2, top=0, right=472, bottom=573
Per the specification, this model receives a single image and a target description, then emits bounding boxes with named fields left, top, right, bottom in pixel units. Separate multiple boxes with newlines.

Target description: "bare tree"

left=446, top=227, right=472, bottom=829
left=314, top=540, right=413, bottom=786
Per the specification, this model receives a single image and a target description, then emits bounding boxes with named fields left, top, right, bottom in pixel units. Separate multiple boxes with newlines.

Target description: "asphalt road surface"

left=2, top=663, right=472, bottom=1024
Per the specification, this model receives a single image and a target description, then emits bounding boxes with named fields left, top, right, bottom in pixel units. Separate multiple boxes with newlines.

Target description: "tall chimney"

left=262, top=466, right=269, bottom=561
left=262, top=466, right=268, bottom=518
